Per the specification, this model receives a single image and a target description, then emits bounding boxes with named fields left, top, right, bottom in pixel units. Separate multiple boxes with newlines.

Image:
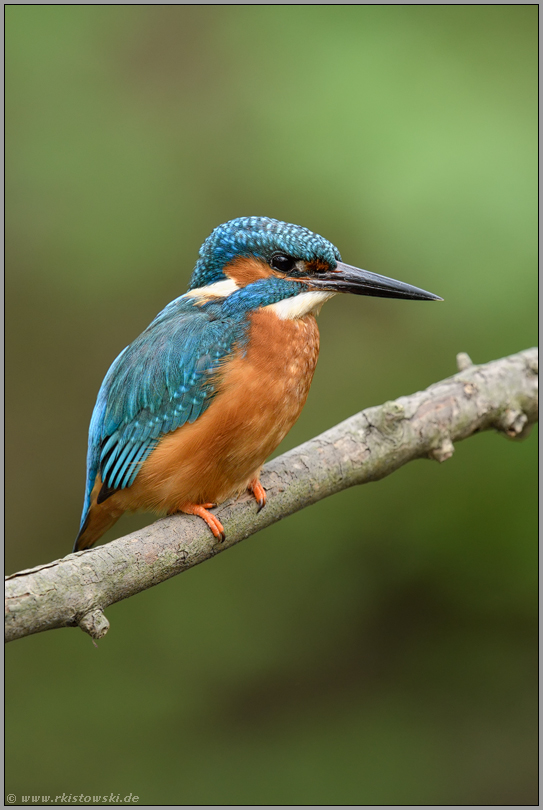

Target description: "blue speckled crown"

left=188, top=216, right=342, bottom=290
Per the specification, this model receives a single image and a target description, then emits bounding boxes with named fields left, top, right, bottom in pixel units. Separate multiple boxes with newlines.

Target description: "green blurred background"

left=6, top=6, right=537, bottom=805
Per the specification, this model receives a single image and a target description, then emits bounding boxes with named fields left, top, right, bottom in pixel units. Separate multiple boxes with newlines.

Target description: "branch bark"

left=5, top=348, right=538, bottom=644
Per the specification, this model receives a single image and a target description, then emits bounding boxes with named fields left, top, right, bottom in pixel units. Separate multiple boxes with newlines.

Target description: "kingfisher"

left=74, top=217, right=441, bottom=551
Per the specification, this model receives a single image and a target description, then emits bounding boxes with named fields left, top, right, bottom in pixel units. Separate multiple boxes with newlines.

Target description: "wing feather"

left=79, top=295, right=246, bottom=529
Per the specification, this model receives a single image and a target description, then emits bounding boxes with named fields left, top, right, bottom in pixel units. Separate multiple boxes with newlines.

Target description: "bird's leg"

left=248, top=479, right=267, bottom=511
left=179, top=503, right=225, bottom=542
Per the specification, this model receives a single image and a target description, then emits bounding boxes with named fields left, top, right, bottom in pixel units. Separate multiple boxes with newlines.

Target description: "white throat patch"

left=265, top=291, right=336, bottom=320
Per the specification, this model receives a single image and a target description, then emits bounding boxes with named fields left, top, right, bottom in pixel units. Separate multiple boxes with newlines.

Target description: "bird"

left=73, top=216, right=441, bottom=552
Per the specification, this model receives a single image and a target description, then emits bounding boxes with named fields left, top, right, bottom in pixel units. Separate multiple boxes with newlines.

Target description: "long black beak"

left=309, top=261, right=442, bottom=301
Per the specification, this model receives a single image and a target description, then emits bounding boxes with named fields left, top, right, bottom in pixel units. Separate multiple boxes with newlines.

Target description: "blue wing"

left=79, top=294, right=246, bottom=530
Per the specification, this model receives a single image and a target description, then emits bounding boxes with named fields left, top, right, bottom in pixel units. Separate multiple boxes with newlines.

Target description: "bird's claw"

left=180, top=503, right=225, bottom=542
left=248, top=479, right=267, bottom=511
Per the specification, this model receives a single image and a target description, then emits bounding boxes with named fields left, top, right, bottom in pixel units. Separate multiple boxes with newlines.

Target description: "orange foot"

left=180, top=503, right=225, bottom=542
left=248, top=479, right=267, bottom=512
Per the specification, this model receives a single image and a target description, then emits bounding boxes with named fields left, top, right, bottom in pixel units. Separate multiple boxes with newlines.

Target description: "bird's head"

left=187, top=217, right=441, bottom=314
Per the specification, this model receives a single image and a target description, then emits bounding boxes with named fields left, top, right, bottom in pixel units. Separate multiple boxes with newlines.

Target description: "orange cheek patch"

left=306, top=259, right=330, bottom=274
left=224, top=256, right=275, bottom=286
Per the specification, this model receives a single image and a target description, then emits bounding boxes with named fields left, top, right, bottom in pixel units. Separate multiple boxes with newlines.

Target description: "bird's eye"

left=270, top=253, right=296, bottom=274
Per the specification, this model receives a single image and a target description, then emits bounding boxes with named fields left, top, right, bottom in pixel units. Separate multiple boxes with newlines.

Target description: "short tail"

left=73, top=500, right=123, bottom=552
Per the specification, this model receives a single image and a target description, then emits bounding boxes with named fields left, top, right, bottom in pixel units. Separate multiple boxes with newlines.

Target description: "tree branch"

left=5, top=348, right=538, bottom=644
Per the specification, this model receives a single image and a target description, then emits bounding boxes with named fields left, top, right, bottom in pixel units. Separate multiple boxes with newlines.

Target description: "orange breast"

left=119, top=309, right=320, bottom=513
